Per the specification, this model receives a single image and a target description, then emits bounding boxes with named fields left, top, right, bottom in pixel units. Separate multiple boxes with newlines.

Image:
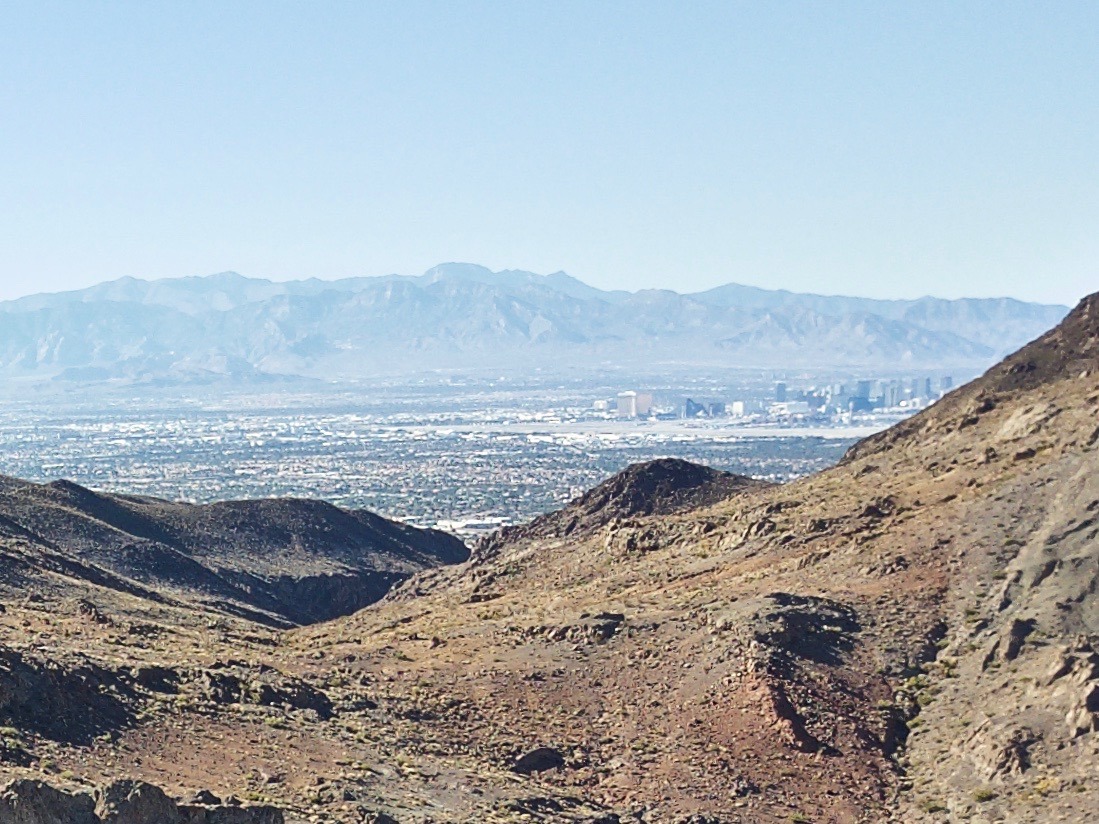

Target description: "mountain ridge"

left=3, top=264, right=1065, bottom=313
left=0, top=265, right=1069, bottom=382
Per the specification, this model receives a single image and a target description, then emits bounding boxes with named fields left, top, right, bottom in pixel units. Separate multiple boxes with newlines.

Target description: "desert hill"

left=0, top=294, right=1095, bottom=822
left=0, top=477, right=468, bottom=626
left=482, top=457, right=768, bottom=546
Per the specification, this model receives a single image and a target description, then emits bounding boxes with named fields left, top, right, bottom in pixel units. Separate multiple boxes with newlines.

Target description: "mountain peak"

left=569, top=457, right=765, bottom=521
left=420, top=262, right=496, bottom=282
left=199, top=270, right=250, bottom=283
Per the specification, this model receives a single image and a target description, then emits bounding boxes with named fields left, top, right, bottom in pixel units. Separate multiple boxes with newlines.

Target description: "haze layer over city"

left=0, top=264, right=1053, bottom=538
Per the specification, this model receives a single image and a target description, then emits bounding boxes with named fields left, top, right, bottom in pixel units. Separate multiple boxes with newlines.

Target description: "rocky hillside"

left=0, top=477, right=468, bottom=626
left=0, top=294, right=1094, bottom=822
left=290, top=292, right=1098, bottom=821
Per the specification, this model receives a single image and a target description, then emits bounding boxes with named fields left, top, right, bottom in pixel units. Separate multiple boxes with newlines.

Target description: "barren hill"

left=0, top=477, right=468, bottom=626
left=0, top=295, right=1095, bottom=823
left=481, top=457, right=768, bottom=547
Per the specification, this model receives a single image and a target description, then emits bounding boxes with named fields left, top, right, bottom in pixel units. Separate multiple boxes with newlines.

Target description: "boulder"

left=511, top=746, right=565, bottom=774
left=95, top=780, right=178, bottom=824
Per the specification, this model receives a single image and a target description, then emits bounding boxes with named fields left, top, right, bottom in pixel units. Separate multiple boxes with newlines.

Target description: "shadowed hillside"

left=0, top=477, right=468, bottom=626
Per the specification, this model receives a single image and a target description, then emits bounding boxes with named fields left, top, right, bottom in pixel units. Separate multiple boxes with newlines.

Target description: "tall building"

left=616, top=391, right=638, bottom=418
left=617, top=391, right=653, bottom=418
left=885, top=381, right=902, bottom=408
left=774, top=381, right=787, bottom=402
left=941, top=375, right=954, bottom=392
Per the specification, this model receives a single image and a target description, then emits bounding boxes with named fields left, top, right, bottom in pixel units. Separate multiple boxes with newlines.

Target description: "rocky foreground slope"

left=0, top=294, right=1096, bottom=822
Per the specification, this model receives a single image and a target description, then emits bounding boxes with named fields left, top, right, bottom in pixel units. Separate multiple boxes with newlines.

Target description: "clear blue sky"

left=0, top=1, right=1095, bottom=305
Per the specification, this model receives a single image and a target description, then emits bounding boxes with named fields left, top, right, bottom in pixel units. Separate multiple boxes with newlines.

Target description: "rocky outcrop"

left=0, top=780, right=283, bottom=824
left=187, top=662, right=332, bottom=719
left=0, top=780, right=96, bottom=824
left=511, top=746, right=566, bottom=775
left=0, top=647, right=135, bottom=745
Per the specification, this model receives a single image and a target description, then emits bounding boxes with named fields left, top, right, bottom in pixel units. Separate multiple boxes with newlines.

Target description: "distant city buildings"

left=685, top=398, right=726, bottom=418
left=725, top=402, right=760, bottom=419
left=592, top=372, right=960, bottom=425
left=884, top=382, right=901, bottom=408
left=615, top=390, right=652, bottom=418
left=769, top=400, right=811, bottom=416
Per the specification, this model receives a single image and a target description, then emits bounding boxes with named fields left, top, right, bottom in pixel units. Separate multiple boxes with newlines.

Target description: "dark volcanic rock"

left=0, top=646, right=135, bottom=745
left=95, top=780, right=179, bottom=824
left=544, top=458, right=765, bottom=524
left=0, top=779, right=283, bottom=824
left=191, top=664, right=333, bottom=719
left=511, top=746, right=566, bottom=774
left=0, top=779, right=97, bottom=824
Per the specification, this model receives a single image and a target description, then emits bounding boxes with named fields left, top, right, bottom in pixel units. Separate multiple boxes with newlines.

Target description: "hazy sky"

left=0, top=2, right=1095, bottom=305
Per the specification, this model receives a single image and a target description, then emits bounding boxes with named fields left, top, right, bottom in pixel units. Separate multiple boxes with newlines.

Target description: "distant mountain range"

left=0, top=264, right=1069, bottom=383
